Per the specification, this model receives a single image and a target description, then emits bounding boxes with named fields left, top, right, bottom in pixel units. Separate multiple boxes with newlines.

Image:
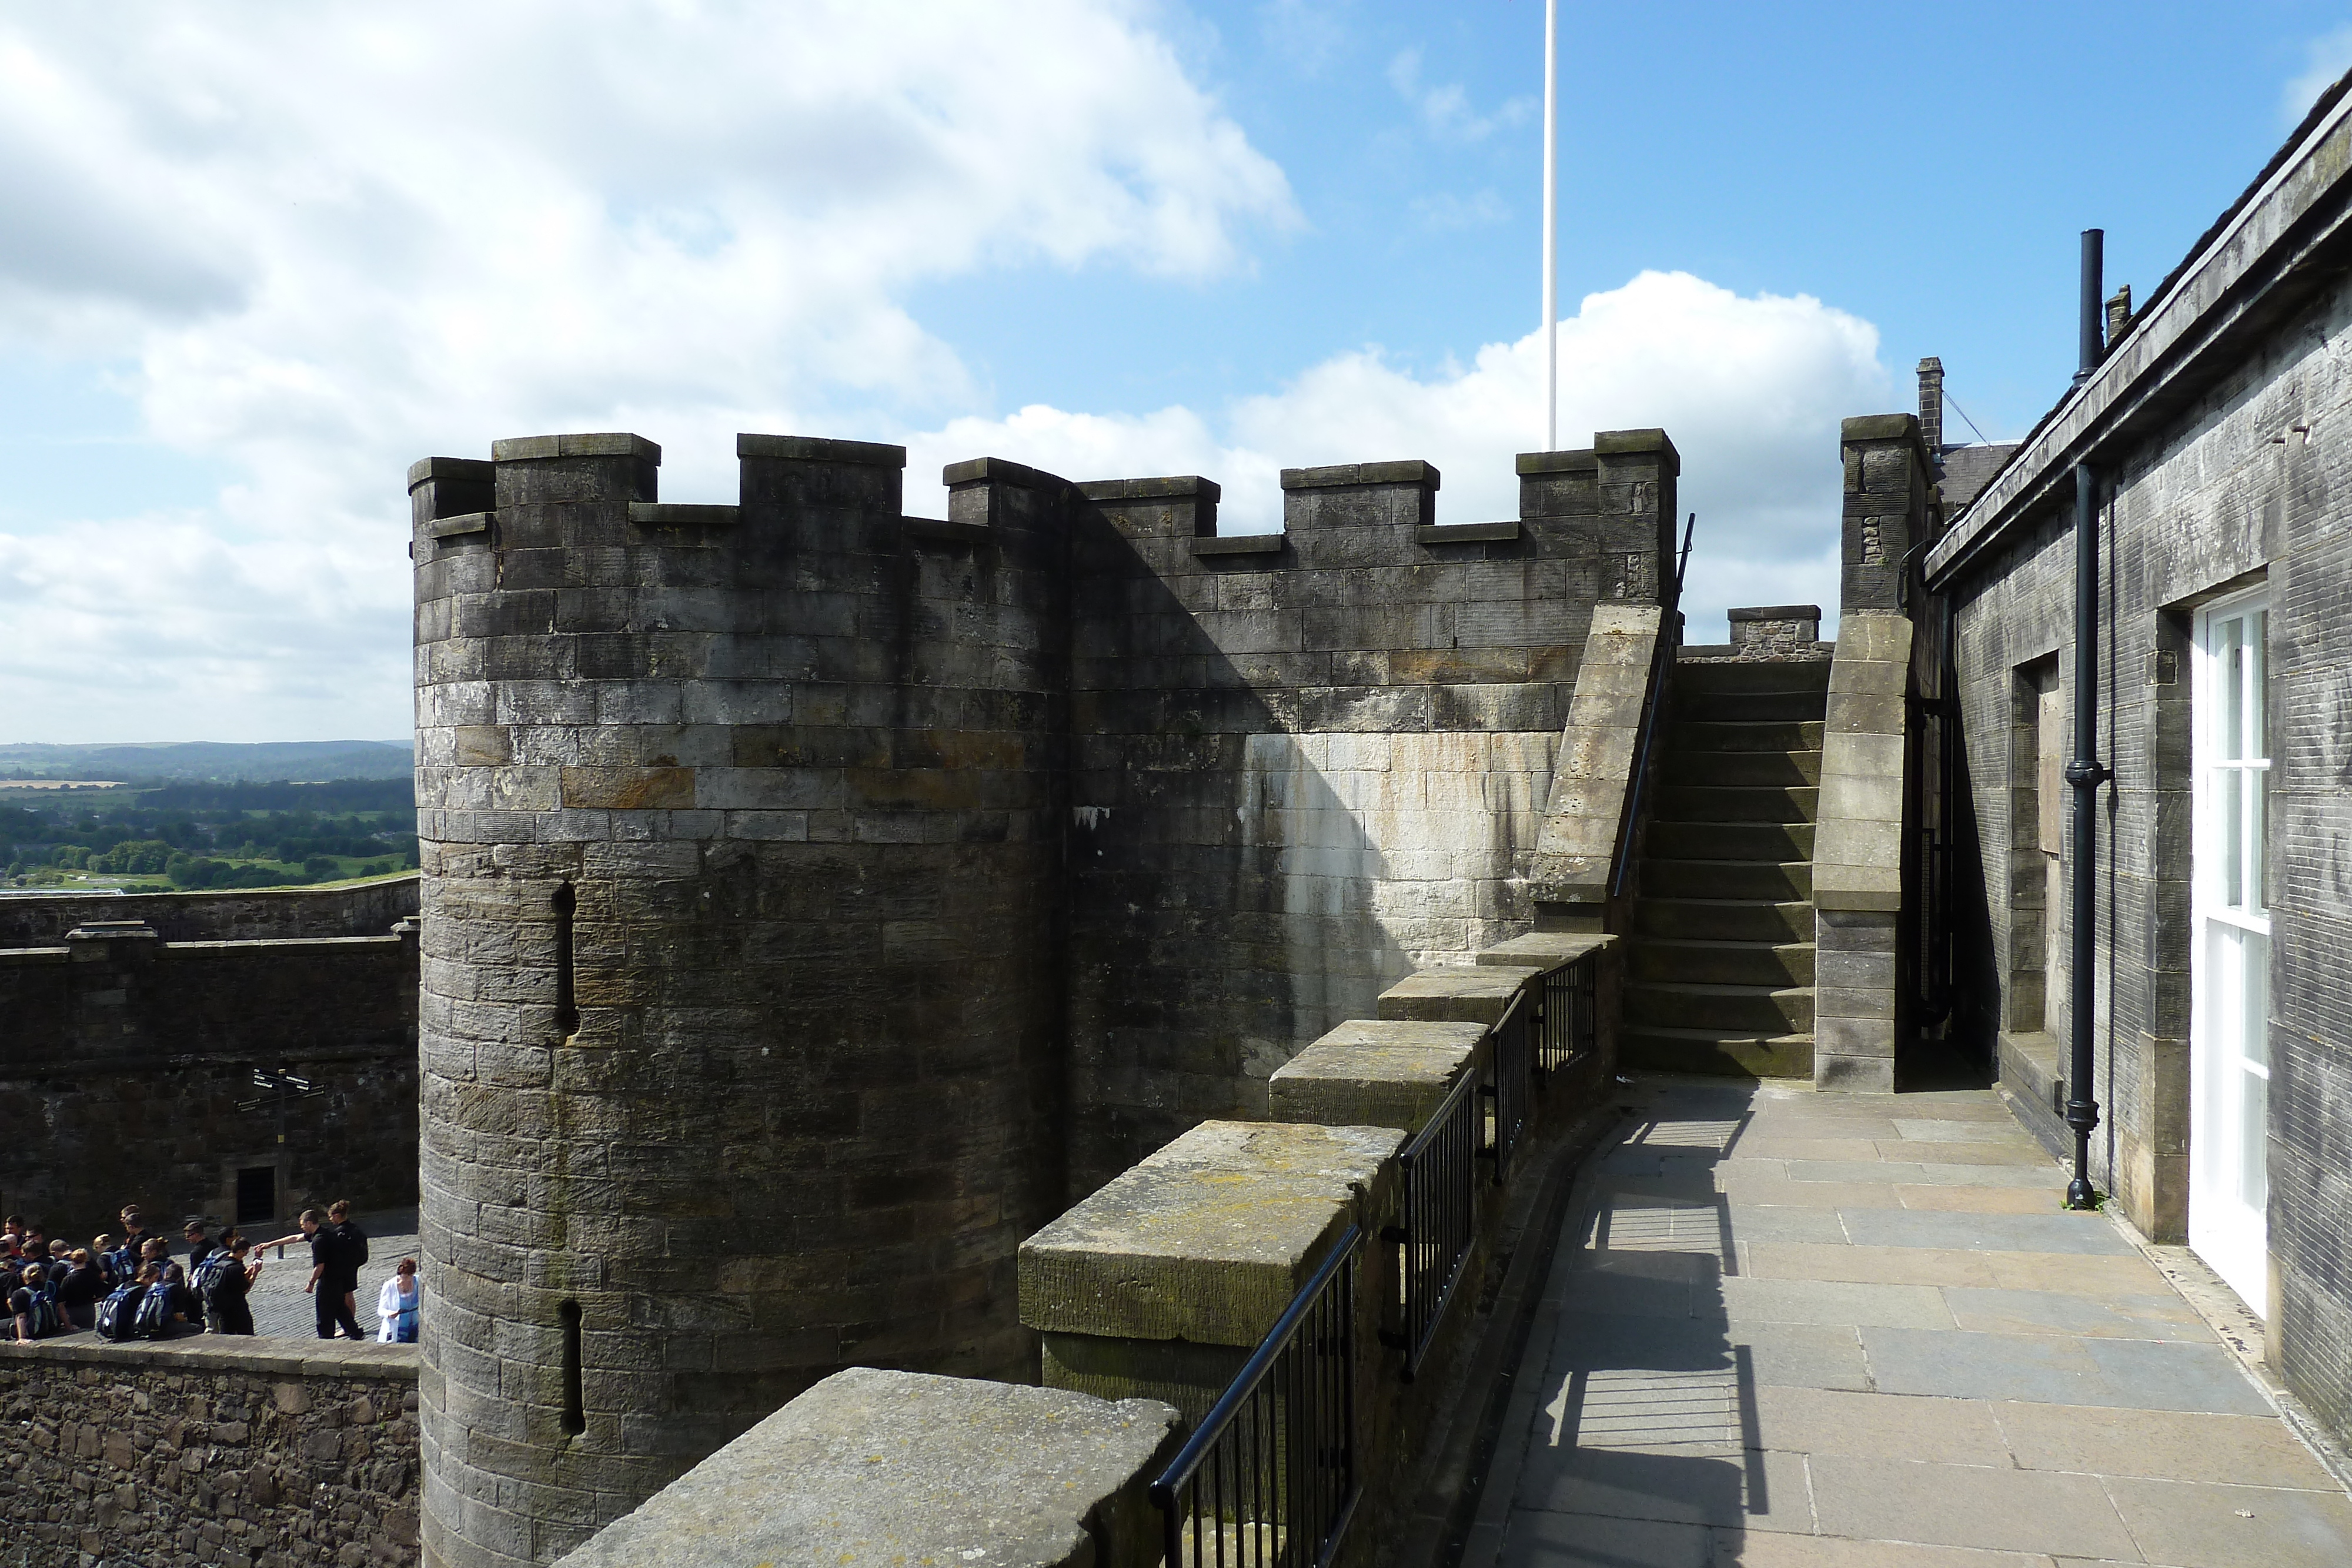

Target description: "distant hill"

left=0, top=740, right=415, bottom=784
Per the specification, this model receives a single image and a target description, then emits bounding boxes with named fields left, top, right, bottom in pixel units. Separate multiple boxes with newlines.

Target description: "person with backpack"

left=178, top=1222, right=216, bottom=1330
left=12, top=1263, right=62, bottom=1342
left=94, top=1268, right=149, bottom=1342
left=199, top=1233, right=261, bottom=1336
left=117, top=1205, right=157, bottom=1265
left=55, top=1249, right=103, bottom=1332
left=132, top=1263, right=193, bottom=1339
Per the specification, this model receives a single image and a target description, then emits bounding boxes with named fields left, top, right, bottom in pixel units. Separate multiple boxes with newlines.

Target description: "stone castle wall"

left=406, top=427, right=1668, bottom=1565
left=1064, top=438, right=1674, bottom=1193
left=0, top=1336, right=419, bottom=1568
left=0, top=875, right=419, bottom=946
left=0, top=918, right=420, bottom=1239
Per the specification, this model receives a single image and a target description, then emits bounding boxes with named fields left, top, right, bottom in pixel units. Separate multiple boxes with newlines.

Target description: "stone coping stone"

left=737, top=432, right=906, bottom=467
left=1269, top=1019, right=1488, bottom=1134
left=554, top=1368, right=1178, bottom=1568
left=1375, top=965, right=1542, bottom=1024
left=490, top=432, right=661, bottom=464
left=0, top=1329, right=418, bottom=1380
left=1020, top=1119, right=1401, bottom=1347
left=1475, top=931, right=1616, bottom=971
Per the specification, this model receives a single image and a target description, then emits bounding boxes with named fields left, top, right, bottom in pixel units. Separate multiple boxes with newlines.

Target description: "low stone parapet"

left=0, top=1333, right=419, bottom=1564
left=1375, top=964, right=1541, bottom=1024
left=1475, top=930, right=1613, bottom=971
left=1020, top=1119, right=1400, bottom=1423
left=1269, top=1019, right=1487, bottom=1133
left=552, top=1368, right=1179, bottom=1568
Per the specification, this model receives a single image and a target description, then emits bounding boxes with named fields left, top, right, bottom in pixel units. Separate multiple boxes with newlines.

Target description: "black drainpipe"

left=2064, top=229, right=2113, bottom=1209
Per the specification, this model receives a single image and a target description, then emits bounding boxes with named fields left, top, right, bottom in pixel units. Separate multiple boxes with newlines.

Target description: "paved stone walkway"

left=1468, top=1077, right=2352, bottom=1567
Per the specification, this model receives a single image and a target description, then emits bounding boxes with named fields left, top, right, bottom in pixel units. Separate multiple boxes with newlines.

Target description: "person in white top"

left=377, top=1258, right=420, bottom=1343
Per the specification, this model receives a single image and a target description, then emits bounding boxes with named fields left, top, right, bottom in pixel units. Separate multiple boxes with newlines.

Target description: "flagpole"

left=1542, top=0, right=1558, bottom=452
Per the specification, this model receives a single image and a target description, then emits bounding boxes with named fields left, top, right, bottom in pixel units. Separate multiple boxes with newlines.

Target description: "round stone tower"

left=409, top=433, right=1069, bottom=1567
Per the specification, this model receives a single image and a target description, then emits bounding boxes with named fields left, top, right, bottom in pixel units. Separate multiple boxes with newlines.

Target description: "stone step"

left=1620, top=1024, right=1816, bottom=1079
left=1668, top=720, right=1825, bottom=754
left=1634, top=898, right=1813, bottom=942
left=1676, top=688, right=1832, bottom=724
left=1624, top=979, right=1815, bottom=1034
left=1628, top=938, right=1815, bottom=988
left=1675, top=659, right=1832, bottom=694
left=1641, top=858, right=1813, bottom=901
left=1646, top=820, right=1815, bottom=862
left=1655, top=784, right=1819, bottom=824
left=1661, top=749, right=1822, bottom=788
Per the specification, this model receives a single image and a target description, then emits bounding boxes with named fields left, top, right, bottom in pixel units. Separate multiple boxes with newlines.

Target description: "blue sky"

left=2, top=1, right=2348, bottom=742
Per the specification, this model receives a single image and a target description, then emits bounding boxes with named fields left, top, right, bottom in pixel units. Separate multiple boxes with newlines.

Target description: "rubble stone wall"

left=0, top=1336, right=419, bottom=1568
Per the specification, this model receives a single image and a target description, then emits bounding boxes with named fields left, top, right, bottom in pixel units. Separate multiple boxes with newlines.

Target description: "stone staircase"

left=1622, top=657, right=1831, bottom=1078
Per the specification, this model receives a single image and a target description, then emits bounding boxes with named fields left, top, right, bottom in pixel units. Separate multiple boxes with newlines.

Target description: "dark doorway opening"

left=236, top=1166, right=276, bottom=1226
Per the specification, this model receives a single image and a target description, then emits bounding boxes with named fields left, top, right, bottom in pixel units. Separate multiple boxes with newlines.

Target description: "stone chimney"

left=2105, top=284, right=2132, bottom=349
left=1916, top=357, right=1945, bottom=454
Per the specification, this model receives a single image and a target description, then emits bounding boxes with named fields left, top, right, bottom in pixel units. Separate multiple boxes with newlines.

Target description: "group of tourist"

left=2, top=1201, right=419, bottom=1345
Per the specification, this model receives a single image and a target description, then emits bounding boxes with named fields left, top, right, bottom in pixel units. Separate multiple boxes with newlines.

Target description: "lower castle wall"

left=0, top=933, right=420, bottom=1238
left=0, top=1336, right=420, bottom=1568
left=0, top=877, right=420, bottom=946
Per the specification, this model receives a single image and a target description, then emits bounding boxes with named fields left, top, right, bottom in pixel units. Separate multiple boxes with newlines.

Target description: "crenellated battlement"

left=407, top=423, right=1679, bottom=1568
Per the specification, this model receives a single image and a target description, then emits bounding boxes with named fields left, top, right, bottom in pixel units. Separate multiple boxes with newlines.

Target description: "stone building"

left=404, top=430, right=1680, bottom=1566
left=1923, top=74, right=2352, bottom=1455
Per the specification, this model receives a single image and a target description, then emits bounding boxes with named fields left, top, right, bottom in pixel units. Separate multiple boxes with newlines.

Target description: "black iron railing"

left=1538, top=949, right=1599, bottom=1077
left=1151, top=1226, right=1364, bottom=1568
left=1483, top=987, right=1533, bottom=1184
left=1384, top=1068, right=1479, bottom=1378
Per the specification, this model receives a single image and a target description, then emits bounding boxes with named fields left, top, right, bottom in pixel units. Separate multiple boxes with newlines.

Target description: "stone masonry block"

left=550, top=1369, right=1178, bottom=1568
left=1269, top=1019, right=1488, bottom=1134
left=1816, top=1015, right=1897, bottom=1058
left=1816, top=908, right=1899, bottom=950
left=1813, top=1053, right=1896, bottom=1092
left=1814, top=815, right=1903, bottom=871
left=1818, top=758, right=1903, bottom=819
left=1475, top=931, right=1613, bottom=970
left=1826, top=657, right=1907, bottom=698
left=1832, top=611, right=1913, bottom=667
left=1018, top=1120, right=1401, bottom=1348
left=1375, top=965, right=1541, bottom=1025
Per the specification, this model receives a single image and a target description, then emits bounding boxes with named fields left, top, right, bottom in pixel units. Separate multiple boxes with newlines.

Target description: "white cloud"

left=909, top=271, right=1890, bottom=641
left=1387, top=48, right=1534, bottom=143
left=0, top=1, right=1297, bottom=741
left=0, top=7, right=1893, bottom=743
left=2284, top=24, right=2352, bottom=123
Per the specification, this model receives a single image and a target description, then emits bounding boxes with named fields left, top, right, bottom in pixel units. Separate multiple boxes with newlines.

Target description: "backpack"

left=191, top=1253, right=235, bottom=1302
left=95, top=1285, right=142, bottom=1341
left=23, top=1292, right=59, bottom=1339
left=132, top=1282, right=177, bottom=1339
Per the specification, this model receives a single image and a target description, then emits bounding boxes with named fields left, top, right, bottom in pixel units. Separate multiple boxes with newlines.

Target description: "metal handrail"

left=1385, top=1068, right=1480, bottom=1377
left=1151, top=1225, right=1364, bottom=1568
left=1482, top=985, right=1534, bottom=1183
left=1538, top=948, right=1600, bottom=1077
left=1610, top=514, right=1696, bottom=900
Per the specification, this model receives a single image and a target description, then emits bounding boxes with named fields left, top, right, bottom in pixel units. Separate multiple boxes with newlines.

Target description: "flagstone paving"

left=1467, top=1078, right=2352, bottom=1567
